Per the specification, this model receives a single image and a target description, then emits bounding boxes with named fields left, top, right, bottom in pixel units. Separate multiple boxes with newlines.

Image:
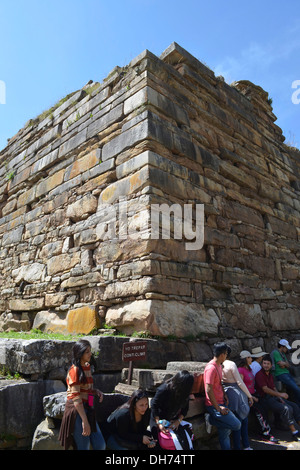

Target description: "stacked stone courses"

left=0, top=43, right=299, bottom=349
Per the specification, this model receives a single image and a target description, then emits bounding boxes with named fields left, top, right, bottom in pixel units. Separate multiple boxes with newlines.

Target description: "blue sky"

left=0, top=0, right=299, bottom=151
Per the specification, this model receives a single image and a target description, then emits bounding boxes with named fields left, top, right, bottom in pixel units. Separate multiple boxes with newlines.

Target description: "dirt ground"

left=249, top=428, right=300, bottom=450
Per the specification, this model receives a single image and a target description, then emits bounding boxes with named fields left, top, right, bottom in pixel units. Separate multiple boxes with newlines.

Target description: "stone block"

left=2, top=198, right=17, bottom=216
left=105, top=299, right=219, bottom=337
left=124, top=86, right=189, bottom=126
left=223, top=200, right=264, bottom=228
left=17, top=187, right=37, bottom=208
left=67, top=305, right=100, bottom=334
left=0, top=379, right=66, bottom=440
left=86, top=103, right=123, bottom=140
left=267, top=308, right=300, bottom=331
left=31, top=418, right=63, bottom=451
left=102, top=119, right=149, bottom=161
left=0, top=338, right=74, bottom=375
left=66, top=193, right=98, bottom=221
left=9, top=298, right=45, bottom=311
left=31, top=149, right=59, bottom=175
left=47, top=252, right=81, bottom=276
left=2, top=225, right=24, bottom=246
left=36, top=169, right=65, bottom=199
left=85, top=335, right=191, bottom=371
left=58, top=128, right=87, bottom=158
left=32, top=311, right=68, bottom=334
left=45, top=293, right=67, bottom=307
left=12, top=263, right=46, bottom=284
left=227, top=303, right=266, bottom=334
left=60, top=272, right=102, bottom=289
left=98, top=166, right=150, bottom=205
left=64, top=149, right=100, bottom=181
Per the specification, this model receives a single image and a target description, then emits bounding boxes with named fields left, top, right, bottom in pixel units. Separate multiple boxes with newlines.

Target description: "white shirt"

left=250, top=360, right=261, bottom=376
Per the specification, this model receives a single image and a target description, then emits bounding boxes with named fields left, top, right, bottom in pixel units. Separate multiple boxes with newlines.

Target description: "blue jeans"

left=277, top=373, right=300, bottom=406
left=73, top=412, right=106, bottom=450
left=206, top=405, right=241, bottom=450
left=231, top=416, right=250, bottom=450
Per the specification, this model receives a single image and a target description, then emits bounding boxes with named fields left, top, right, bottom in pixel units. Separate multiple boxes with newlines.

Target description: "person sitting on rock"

left=271, top=339, right=300, bottom=407
left=238, top=350, right=278, bottom=444
left=250, top=346, right=267, bottom=376
left=106, top=388, right=157, bottom=450
left=255, top=355, right=300, bottom=441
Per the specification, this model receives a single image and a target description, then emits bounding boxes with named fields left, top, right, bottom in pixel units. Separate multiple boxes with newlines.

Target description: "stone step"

left=121, top=368, right=175, bottom=391
left=121, top=362, right=206, bottom=392
left=166, top=361, right=207, bottom=373
left=113, top=382, right=138, bottom=395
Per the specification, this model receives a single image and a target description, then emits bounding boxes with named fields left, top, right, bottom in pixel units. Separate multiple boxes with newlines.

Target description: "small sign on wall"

left=122, top=341, right=148, bottom=385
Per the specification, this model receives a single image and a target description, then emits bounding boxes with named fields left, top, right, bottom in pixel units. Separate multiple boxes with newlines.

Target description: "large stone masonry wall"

left=0, top=43, right=299, bottom=345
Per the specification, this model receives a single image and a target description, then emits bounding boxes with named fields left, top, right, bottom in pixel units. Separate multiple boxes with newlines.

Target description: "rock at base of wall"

left=105, top=299, right=219, bottom=337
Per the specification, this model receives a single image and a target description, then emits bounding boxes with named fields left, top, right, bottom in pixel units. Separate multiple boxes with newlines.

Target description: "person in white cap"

left=272, top=339, right=300, bottom=406
left=250, top=347, right=267, bottom=377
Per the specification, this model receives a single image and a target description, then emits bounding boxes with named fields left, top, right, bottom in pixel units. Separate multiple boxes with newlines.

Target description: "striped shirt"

left=66, top=363, right=93, bottom=405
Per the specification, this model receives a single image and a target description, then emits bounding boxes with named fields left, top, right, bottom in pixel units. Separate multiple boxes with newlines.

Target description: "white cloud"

left=214, top=25, right=300, bottom=84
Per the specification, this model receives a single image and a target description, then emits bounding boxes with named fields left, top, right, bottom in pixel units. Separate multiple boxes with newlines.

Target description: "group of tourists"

left=204, top=340, right=300, bottom=450
left=58, top=339, right=195, bottom=451
left=58, top=337, right=300, bottom=451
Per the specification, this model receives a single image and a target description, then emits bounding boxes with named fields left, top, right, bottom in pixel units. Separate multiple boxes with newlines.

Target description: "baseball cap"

left=279, top=339, right=291, bottom=349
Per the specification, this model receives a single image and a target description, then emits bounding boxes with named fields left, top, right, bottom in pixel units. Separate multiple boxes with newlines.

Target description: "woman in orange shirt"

left=59, top=339, right=106, bottom=450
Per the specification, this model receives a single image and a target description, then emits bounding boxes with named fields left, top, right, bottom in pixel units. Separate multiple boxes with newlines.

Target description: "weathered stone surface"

left=226, top=303, right=267, bottom=334
left=31, top=418, right=63, bottom=451
left=105, top=300, right=220, bottom=337
left=36, top=169, right=65, bottom=199
left=2, top=225, right=24, bottom=246
left=47, top=252, right=81, bottom=276
left=43, top=391, right=67, bottom=419
left=66, top=193, right=98, bottom=221
left=267, top=308, right=300, bottom=331
left=66, top=305, right=100, bottom=334
left=0, top=42, right=299, bottom=348
left=0, top=338, right=74, bottom=375
left=0, top=379, right=66, bottom=439
left=12, top=263, right=46, bottom=284
left=9, top=298, right=45, bottom=311
left=32, top=310, right=68, bottom=334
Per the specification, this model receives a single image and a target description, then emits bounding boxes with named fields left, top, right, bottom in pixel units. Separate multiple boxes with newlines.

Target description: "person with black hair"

left=106, top=389, right=156, bottom=450
left=255, top=354, right=300, bottom=441
left=238, top=351, right=278, bottom=444
left=204, top=342, right=241, bottom=450
left=59, top=339, right=106, bottom=450
left=150, top=370, right=194, bottom=449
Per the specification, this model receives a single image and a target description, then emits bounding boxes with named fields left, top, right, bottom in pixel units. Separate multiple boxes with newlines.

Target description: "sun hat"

left=251, top=347, right=267, bottom=358
left=240, top=350, right=253, bottom=359
left=279, top=339, right=291, bottom=349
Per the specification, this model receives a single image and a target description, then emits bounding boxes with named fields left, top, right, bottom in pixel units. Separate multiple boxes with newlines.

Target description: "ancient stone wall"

left=0, top=43, right=299, bottom=348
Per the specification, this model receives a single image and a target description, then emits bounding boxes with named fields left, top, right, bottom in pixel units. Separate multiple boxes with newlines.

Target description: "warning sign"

left=122, top=341, right=147, bottom=362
